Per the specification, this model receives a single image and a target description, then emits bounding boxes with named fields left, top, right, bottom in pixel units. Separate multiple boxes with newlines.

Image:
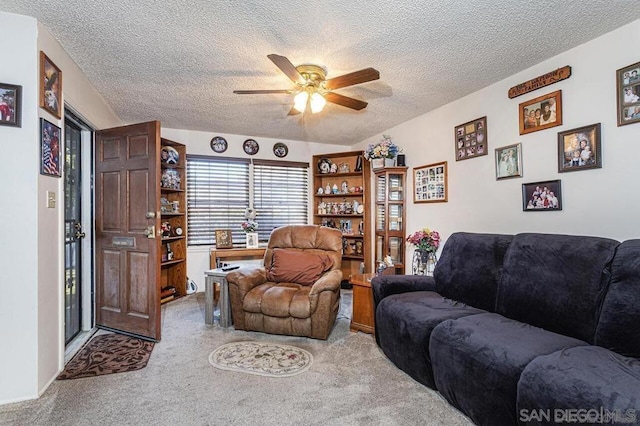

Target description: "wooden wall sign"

left=508, top=66, right=571, bottom=99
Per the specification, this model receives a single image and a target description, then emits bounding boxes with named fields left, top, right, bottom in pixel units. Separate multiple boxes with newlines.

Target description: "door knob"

left=143, top=225, right=156, bottom=239
left=75, top=231, right=86, bottom=239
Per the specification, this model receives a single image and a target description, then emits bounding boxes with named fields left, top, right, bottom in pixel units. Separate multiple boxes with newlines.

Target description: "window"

left=254, top=160, right=309, bottom=242
left=186, top=156, right=249, bottom=245
left=186, top=156, right=309, bottom=246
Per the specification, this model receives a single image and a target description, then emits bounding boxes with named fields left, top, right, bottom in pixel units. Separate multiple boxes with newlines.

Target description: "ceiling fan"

left=233, top=54, right=380, bottom=115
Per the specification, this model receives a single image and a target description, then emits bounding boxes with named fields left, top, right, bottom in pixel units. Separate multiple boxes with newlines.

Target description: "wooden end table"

left=350, top=273, right=376, bottom=334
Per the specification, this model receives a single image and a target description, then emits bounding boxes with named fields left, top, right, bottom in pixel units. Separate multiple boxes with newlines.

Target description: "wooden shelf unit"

left=374, top=166, right=408, bottom=274
left=312, top=151, right=372, bottom=282
left=160, top=138, right=187, bottom=298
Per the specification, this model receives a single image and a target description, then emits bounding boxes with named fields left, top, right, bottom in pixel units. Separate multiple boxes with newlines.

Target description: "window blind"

left=186, top=155, right=249, bottom=245
left=253, top=160, right=309, bottom=242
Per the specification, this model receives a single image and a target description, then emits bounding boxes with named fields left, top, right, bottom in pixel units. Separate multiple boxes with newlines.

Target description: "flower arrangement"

left=363, top=134, right=400, bottom=160
left=241, top=220, right=258, bottom=233
left=406, top=228, right=441, bottom=253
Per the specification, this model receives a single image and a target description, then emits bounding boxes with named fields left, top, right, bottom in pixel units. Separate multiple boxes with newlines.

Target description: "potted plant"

left=406, top=228, right=441, bottom=276
left=364, top=135, right=400, bottom=169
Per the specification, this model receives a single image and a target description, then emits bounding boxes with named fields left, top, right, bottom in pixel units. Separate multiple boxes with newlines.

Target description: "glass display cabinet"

left=374, top=167, right=407, bottom=274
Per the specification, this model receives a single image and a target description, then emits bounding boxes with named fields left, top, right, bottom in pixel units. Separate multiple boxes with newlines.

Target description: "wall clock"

left=273, top=142, right=288, bottom=158
left=210, top=136, right=228, bottom=153
left=243, top=139, right=259, bottom=155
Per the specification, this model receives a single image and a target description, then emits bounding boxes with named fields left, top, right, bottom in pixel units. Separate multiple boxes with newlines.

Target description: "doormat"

left=208, top=341, right=313, bottom=377
left=58, top=333, right=154, bottom=380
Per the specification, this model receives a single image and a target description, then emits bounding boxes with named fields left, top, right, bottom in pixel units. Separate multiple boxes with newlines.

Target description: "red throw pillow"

left=266, top=249, right=333, bottom=286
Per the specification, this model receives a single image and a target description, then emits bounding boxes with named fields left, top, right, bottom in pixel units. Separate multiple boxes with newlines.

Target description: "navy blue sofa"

left=372, top=232, right=640, bottom=426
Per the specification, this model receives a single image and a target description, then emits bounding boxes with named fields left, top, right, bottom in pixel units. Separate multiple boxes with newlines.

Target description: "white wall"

left=0, top=12, right=123, bottom=405
left=0, top=12, right=39, bottom=404
left=356, top=19, right=640, bottom=271
left=161, top=127, right=350, bottom=291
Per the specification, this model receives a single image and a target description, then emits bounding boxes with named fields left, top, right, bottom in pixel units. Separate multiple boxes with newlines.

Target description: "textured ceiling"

left=3, top=1, right=640, bottom=145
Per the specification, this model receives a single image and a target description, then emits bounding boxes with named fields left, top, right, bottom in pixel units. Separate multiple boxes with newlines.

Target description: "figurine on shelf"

left=166, top=243, right=174, bottom=261
left=325, top=183, right=331, bottom=194
left=339, top=162, right=350, bottom=173
left=317, top=187, right=324, bottom=195
left=332, top=184, right=339, bottom=194
left=161, top=221, right=172, bottom=237
left=341, top=181, right=349, bottom=193
left=318, top=201, right=327, bottom=215
left=330, top=163, right=338, bottom=173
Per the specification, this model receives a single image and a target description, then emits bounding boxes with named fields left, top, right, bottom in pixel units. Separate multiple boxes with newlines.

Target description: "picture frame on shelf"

left=522, top=179, right=562, bottom=211
left=245, top=232, right=259, bottom=249
left=413, top=161, right=447, bottom=203
left=455, top=116, right=487, bottom=161
left=40, top=118, right=62, bottom=177
left=0, top=83, right=22, bottom=127
left=495, top=143, right=523, bottom=180
left=215, top=229, right=233, bottom=249
left=39, top=51, right=62, bottom=119
left=557, top=123, right=602, bottom=173
left=519, top=90, right=562, bottom=135
left=616, top=61, right=640, bottom=126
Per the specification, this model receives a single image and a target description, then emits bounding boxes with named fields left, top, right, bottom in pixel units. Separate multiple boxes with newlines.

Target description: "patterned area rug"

left=208, top=341, right=313, bottom=377
left=58, top=333, right=154, bottom=380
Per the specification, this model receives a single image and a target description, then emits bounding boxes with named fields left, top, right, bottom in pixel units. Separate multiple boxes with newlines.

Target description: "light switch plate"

left=46, top=191, right=56, bottom=208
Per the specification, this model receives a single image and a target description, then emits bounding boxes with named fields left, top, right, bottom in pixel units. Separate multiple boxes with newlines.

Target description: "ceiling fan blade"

left=324, top=68, right=380, bottom=90
left=324, top=92, right=368, bottom=110
left=267, top=54, right=305, bottom=85
left=233, top=89, right=293, bottom=94
left=287, top=107, right=301, bottom=116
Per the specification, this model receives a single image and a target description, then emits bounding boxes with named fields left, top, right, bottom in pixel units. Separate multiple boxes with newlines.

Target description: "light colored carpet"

left=0, top=290, right=472, bottom=425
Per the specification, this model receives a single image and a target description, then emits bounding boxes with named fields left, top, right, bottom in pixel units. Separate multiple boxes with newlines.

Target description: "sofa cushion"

left=434, top=232, right=513, bottom=311
left=243, top=282, right=314, bottom=318
left=376, top=291, right=485, bottom=388
left=595, top=239, right=640, bottom=358
left=496, top=233, right=619, bottom=343
left=517, top=346, right=640, bottom=426
left=430, top=313, right=587, bottom=426
left=266, top=248, right=332, bottom=286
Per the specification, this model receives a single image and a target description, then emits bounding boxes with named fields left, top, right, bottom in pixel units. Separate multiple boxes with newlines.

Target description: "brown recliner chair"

left=226, top=225, right=343, bottom=340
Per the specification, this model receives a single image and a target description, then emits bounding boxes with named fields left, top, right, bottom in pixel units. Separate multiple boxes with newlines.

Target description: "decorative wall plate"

left=273, top=142, right=288, bottom=158
left=160, top=146, right=179, bottom=164
left=243, top=139, right=259, bottom=155
left=210, top=136, right=228, bottom=153
left=317, top=158, right=332, bottom=174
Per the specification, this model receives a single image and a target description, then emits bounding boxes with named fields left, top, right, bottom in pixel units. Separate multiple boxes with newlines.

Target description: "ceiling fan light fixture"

left=293, top=91, right=309, bottom=112
left=310, top=92, right=326, bottom=113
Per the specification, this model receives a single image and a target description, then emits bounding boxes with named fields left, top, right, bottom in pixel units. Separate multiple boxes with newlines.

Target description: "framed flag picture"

left=40, top=118, right=62, bottom=177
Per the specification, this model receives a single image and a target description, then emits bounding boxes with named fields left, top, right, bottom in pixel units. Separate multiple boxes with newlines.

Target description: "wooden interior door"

left=95, top=121, right=161, bottom=340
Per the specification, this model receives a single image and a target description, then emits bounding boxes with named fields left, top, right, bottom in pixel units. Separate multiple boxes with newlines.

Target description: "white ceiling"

left=3, top=1, right=640, bottom=145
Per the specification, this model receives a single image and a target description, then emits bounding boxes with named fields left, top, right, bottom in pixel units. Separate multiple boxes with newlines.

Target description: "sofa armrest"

left=310, top=270, right=343, bottom=295
left=372, top=274, right=436, bottom=312
left=226, top=266, right=267, bottom=297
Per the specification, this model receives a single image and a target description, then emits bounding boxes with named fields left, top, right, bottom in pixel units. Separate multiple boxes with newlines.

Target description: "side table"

left=350, top=273, right=376, bottom=334
left=204, top=268, right=234, bottom=327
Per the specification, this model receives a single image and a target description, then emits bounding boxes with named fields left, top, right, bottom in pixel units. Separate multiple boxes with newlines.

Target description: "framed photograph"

left=245, top=232, right=259, bottom=249
left=495, top=143, right=523, bottom=180
left=215, top=229, right=233, bottom=249
left=616, top=61, right=640, bottom=126
left=40, top=118, right=62, bottom=177
left=39, top=51, right=62, bottom=119
left=455, top=116, right=487, bottom=161
left=522, top=179, right=562, bottom=211
left=0, top=83, right=22, bottom=127
left=557, top=123, right=602, bottom=173
left=519, top=90, right=562, bottom=135
left=413, top=161, right=447, bottom=203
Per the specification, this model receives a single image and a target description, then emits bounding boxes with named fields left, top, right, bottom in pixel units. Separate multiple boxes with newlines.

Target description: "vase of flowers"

left=407, top=228, right=441, bottom=276
left=364, top=135, right=400, bottom=169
